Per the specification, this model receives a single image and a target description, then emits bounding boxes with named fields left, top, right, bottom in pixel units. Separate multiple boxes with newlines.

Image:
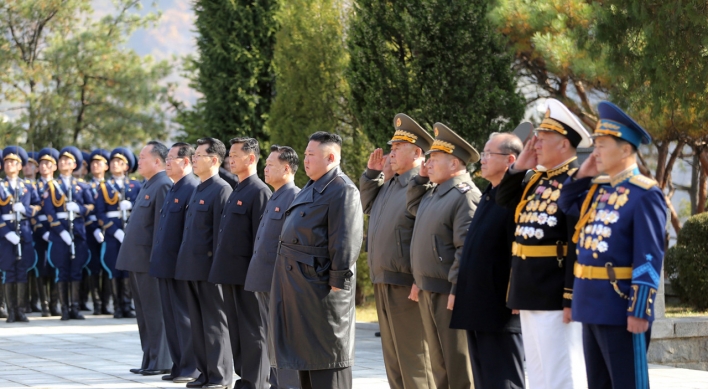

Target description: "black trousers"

left=158, top=277, right=198, bottom=379
left=467, top=330, right=525, bottom=389
left=298, top=367, right=351, bottom=389
left=130, top=271, right=171, bottom=371
left=185, top=280, right=233, bottom=386
left=583, top=323, right=652, bottom=389
left=222, top=284, right=270, bottom=389
left=256, top=292, right=301, bottom=389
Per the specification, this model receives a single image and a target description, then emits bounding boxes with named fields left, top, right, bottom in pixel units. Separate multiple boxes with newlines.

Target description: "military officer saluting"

left=558, top=101, right=666, bottom=389
left=0, top=146, right=41, bottom=323
left=496, top=99, right=591, bottom=388
left=407, top=123, right=481, bottom=389
left=95, top=147, right=141, bottom=319
left=41, top=146, right=95, bottom=320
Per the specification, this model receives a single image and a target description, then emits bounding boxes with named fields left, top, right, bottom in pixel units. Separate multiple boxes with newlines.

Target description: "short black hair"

left=196, top=137, right=227, bottom=163
left=230, top=137, right=261, bottom=162
left=309, top=131, right=342, bottom=147
left=270, top=145, right=299, bottom=174
left=171, top=142, right=194, bottom=159
left=147, top=141, right=168, bottom=163
left=613, top=137, right=638, bottom=154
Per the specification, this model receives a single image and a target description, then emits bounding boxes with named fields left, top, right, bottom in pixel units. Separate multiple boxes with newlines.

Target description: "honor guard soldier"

left=558, top=101, right=666, bottom=389
left=406, top=123, right=481, bottom=389
left=42, top=146, right=95, bottom=320
left=24, top=152, right=39, bottom=182
left=85, top=149, right=111, bottom=315
left=33, top=148, right=62, bottom=317
left=0, top=146, right=41, bottom=322
left=174, top=138, right=234, bottom=389
left=360, top=113, right=435, bottom=389
left=496, top=99, right=592, bottom=388
left=23, top=151, right=42, bottom=314
left=96, top=147, right=141, bottom=319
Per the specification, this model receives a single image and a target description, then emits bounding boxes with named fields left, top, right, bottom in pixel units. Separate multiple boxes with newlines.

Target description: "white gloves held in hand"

left=93, top=229, right=105, bottom=244
left=114, top=229, right=125, bottom=244
left=60, top=230, right=73, bottom=246
left=66, top=202, right=80, bottom=213
left=119, top=200, right=132, bottom=211
left=42, top=231, right=50, bottom=242
left=12, top=202, right=26, bottom=215
left=4, top=232, right=20, bottom=245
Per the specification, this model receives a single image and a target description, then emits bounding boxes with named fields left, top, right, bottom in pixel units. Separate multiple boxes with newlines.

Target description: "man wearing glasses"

left=174, top=138, right=234, bottom=389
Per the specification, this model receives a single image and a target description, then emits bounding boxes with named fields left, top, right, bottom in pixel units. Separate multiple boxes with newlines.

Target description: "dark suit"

left=450, top=184, right=525, bottom=389
left=219, top=167, right=239, bottom=189
left=116, top=170, right=172, bottom=371
left=149, top=173, right=199, bottom=380
left=209, top=174, right=271, bottom=389
left=245, top=180, right=301, bottom=389
left=174, top=174, right=233, bottom=387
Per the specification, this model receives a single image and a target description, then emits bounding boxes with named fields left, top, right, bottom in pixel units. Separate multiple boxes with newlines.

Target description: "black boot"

left=90, top=274, right=102, bottom=315
left=111, top=278, right=123, bottom=319
left=27, top=274, right=41, bottom=313
left=5, top=283, right=16, bottom=323
left=15, top=283, right=30, bottom=322
left=70, top=282, right=85, bottom=320
left=101, top=273, right=113, bottom=315
left=79, top=274, right=90, bottom=311
left=49, top=279, right=61, bottom=317
left=121, top=278, right=136, bottom=318
left=38, top=277, right=50, bottom=317
left=57, top=282, right=70, bottom=321
left=0, top=284, right=7, bottom=319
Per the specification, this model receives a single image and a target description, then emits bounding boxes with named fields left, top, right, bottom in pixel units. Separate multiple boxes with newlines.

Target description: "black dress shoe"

left=129, top=368, right=143, bottom=374
left=162, top=374, right=174, bottom=381
left=202, top=384, right=226, bottom=389
left=173, top=376, right=197, bottom=383
left=141, top=369, right=170, bottom=376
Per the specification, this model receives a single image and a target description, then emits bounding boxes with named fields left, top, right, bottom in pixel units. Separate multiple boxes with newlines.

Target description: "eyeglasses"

left=480, top=152, right=509, bottom=159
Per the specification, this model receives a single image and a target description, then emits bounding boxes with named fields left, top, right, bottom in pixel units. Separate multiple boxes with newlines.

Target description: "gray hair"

left=489, top=132, right=523, bottom=157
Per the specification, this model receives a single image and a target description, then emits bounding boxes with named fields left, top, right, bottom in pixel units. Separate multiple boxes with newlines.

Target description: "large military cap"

left=59, top=146, right=83, bottom=167
left=594, top=101, right=651, bottom=149
left=536, top=99, right=592, bottom=149
left=130, top=150, right=139, bottom=174
left=38, top=148, right=60, bottom=165
left=388, top=113, right=435, bottom=152
left=27, top=151, right=39, bottom=167
left=426, top=122, right=480, bottom=164
left=110, top=147, right=136, bottom=171
left=89, top=149, right=110, bottom=164
left=81, top=151, right=91, bottom=165
left=3, top=146, right=28, bottom=166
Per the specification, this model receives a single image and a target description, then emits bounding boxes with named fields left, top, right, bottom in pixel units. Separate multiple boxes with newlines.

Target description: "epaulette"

left=456, top=182, right=473, bottom=194
left=592, top=175, right=611, bottom=184
left=25, top=179, right=31, bottom=184
left=78, top=178, right=85, bottom=182
left=629, top=175, right=658, bottom=190
left=568, top=168, right=578, bottom=176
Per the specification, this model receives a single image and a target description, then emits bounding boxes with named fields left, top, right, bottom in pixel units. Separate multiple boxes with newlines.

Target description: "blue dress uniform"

left=32, top=148, right=62, bottom=317
left=558, top=101, right=667, bottom=389
left=42, top=146, right=95, bottom=320
left=0, top=146, right=41, bottom=323
left=95, top=147, right=141, bottom=318
left=85, top=149, right=111, bottom=315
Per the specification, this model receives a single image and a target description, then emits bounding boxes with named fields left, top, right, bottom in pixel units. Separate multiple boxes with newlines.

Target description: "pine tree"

left=184, top=0, right=279, bottom=148
left=347, top=0, right=524, bottom=150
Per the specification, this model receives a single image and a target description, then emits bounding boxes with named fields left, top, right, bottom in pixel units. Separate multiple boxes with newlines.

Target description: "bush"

left=665, top=212, right=708, bottom=310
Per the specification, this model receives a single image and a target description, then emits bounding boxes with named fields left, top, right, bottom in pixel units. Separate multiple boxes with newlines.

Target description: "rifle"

left=120, top=180, right=129, bottom=228
left=67, top=182, right=76, bottom=260
left=10, top=185, right=22, bottom=261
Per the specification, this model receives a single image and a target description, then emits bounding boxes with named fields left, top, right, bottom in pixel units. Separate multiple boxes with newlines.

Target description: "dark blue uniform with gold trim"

left=0, top=177, right=41, bottom=283
left=30, top=178, right=53, bottom=278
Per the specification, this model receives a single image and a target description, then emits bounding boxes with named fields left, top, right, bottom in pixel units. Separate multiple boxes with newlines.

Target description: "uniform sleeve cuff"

left=364, top=169, right=382, bottom=180
left=329, top=269, right=354, bottom=290
left=628, top=284, right=657, bottom=321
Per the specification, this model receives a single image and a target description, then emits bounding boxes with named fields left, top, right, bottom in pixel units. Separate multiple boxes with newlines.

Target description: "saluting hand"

left=575, top=153, right=600, bottom=179
left=513, top=135, right=538, bottom=170
left=367, top=148, right=385, bottom=171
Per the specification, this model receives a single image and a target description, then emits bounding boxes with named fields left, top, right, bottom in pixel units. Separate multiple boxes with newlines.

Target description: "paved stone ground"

left=0, top=314, right=706, bottom=388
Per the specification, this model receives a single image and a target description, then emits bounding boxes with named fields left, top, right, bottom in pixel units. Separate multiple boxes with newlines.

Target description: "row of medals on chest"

left=578, top=186, right=630, bottom=258
left=515, top=180, right=563, bottom=240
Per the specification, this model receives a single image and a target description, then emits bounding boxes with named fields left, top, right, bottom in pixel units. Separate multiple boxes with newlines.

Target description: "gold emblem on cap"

left=434, top=127, right=439, bottom=137
left=544, top=109, right=551, bottom=119
left=396, top=118, right=402, bottom=127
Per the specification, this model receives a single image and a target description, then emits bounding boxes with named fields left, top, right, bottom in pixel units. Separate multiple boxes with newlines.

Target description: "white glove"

left=42, top=231, right=50, bottom=242
left=119, top=200, right=132, bottom=211
left=114, top=229, right=125, bottom=244
left=4, top=232, right=20, bottom=245
left=93, top=229, right=105, bottom=243
left=60, top=230, right=73, bottom=246
left=12, top=202, right=26, bottom=215
left=66, top=201, right=80, bottom=213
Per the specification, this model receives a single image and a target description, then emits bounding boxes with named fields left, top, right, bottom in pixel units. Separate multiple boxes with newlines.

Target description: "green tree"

left=347, top=0, right=524, bottom=150
left=0, top=0, right=172, bottom=149
left=267, top=0, right=370, bottom=187
left=182, top=0, right=279, bottom=147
